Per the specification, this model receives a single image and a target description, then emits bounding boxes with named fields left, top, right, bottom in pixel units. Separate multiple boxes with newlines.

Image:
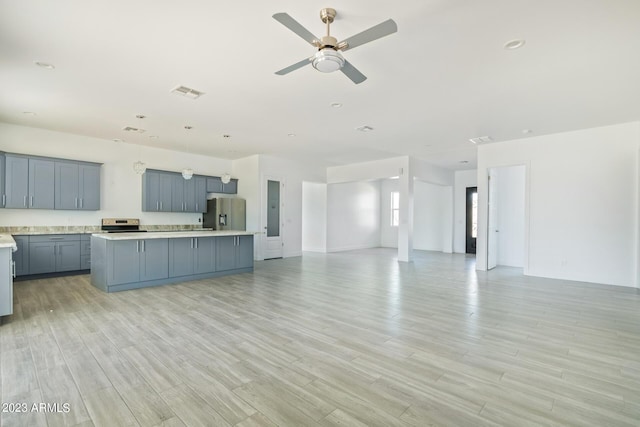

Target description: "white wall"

left=302, top=181, right=327, bottom=252
left=380, top=178, right=399, bottom=248
left=413, top=181, right=453, bottom=252
left=453, top=170, right=477, bottom=253
left=0, top=122, right=232, bottom=227
left=495, top=165, right=526, bottom=267
left=327, top=181, right=381, bottom=252
left=477, top=121, right=640, bottom=287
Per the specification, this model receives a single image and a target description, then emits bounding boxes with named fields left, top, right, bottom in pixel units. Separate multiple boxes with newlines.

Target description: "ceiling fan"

left=273, top=8, right=397, bottom=84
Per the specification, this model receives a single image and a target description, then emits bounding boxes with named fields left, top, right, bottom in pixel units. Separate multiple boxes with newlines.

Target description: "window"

left=391, top=191, right=400, bottom=226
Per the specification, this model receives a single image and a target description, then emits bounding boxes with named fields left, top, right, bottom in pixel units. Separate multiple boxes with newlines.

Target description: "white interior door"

left=263, top=177, right=284, bottom=259
left=487, top=168, right=499, bottom=270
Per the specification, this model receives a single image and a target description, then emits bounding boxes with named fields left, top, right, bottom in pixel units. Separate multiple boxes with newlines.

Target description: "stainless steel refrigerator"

left=203, top=198, right=246, bottom=230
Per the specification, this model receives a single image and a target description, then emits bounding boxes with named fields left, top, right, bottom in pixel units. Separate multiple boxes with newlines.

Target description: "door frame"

left=261, top=174, right=285, bottom=260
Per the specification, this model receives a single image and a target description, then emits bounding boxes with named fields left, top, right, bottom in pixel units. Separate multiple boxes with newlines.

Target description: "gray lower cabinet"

left=13, top=235, right=29, bottom=276
left=81, top=234, right=91, bottom=270
left=92, top=234, right=252, bottom=292
left=108, top=239, right=169, bottom=286
left=1, top=247, right=13, bottom=316
left=169, top=237, right=215, bottom=277
left=29, top=235, right=81, bottom=274
left=216, top=235, right=253, bottom=271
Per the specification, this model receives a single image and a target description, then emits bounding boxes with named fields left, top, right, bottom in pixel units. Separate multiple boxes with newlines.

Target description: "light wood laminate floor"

left=2, top=249, right=640, bottom=426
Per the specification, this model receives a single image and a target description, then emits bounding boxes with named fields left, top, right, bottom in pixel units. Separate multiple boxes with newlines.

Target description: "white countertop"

left=0, top=234, right=18, bottom=251
left=92, top=230, right=256, bottom=240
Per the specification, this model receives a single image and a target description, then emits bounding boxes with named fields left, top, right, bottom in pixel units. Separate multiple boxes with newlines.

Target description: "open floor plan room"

left=2, top=249, right=639, bottom=427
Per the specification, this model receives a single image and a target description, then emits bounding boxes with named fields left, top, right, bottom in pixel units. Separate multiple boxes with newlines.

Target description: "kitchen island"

left=0, top=234, right=17, bottom=317
left=91, top=230, right=254, bottom=292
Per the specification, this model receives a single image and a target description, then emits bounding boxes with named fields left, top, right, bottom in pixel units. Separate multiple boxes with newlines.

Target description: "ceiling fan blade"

left=275, top=57, right=312, bottom=75
left=341, top=60, right=367, bottom=84
left=339, top=19, right=398, bottom=52
left=273, top=13, right=319, bottom=46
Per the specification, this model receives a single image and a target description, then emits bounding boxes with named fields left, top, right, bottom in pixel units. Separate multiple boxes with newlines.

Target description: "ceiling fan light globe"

left=312, top=49, right=344, bottom=73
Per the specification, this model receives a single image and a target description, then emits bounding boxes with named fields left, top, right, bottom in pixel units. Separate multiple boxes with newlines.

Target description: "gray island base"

left=91, top=230, right=254, bottom=292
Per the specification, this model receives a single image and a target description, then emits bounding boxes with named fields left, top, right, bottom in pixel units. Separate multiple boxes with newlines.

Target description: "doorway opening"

left=465, top=186, right=477, bottom=254
left=486, top=165, right=526, bottom=270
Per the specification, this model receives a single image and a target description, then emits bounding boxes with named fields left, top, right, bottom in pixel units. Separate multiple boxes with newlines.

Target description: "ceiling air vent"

left=170, top=85, right=205, bottom=99
left=122, top=126, right=146, bottom=133
left=469, top=136, right=493, bottom=144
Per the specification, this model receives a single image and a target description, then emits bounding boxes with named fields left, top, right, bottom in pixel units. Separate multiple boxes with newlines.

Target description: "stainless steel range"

left=101, top=218, right=146, bottom=233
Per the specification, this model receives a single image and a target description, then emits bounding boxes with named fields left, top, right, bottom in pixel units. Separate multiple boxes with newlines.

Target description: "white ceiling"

left=1, top=0, right=639, bottom=170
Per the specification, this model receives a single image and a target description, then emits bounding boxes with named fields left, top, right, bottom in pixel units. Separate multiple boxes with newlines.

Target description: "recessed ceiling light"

left=504, top=39, right=526, bottom=50
left=356, top=125, right=374, bottom=132
left=149, top=135, right=159, bottom=139
left=330, top=102, right=342, bottom=108
left=522, top=129, right=533, bottom=134
left=459, top=160, right=469, bottom=164
left=469, top=136, right=493, bottom=144
left=184, top=125, right=193, bottom=130
left=22, top=111, right=37, bottom=116
left=223, top=134, right=231, bottom=139
left=34, top=61, right=55, bottom=69
left=136, top=114, right=146, bottom=119
left=287, top=133, right=296, bottom=137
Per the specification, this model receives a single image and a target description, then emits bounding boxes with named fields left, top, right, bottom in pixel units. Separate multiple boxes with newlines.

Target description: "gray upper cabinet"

left=144, top=169, right=232, bottom=213
left=206, top=177, right=223, bottom=193
left=28, top=158, right=55, bottom=209
left=206, top=176, right=237, bottom=194
left=171, top=174, right=206, bottom=213
left=78, top=163, right=100, bottom=210
left=5, top=153, right=100, bottom=211
left=0, top=153, right=5, bottom=208
left=5, top=154, right=29, bottom=208
left=56, top=161, right=101, bottom=210
left=223, top=179, right=238, bottom=194
left=195, top=176, right=207, bottom=213
left=171, top=173, right=186, bottom=212
left=142, top=170, right=172, bottom=212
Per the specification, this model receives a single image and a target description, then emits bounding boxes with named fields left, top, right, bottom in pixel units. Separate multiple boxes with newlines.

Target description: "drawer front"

left=29, top=234, right=81, bottom=243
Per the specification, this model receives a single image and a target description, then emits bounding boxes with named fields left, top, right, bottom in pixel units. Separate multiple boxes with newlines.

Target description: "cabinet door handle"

left=156, top=201, right=159, bottom=211
left=24, top=195, right=27, bottom=207
left=137, top=241, right=140, bottom=253
left=195, top=238, right=198, bottom=249
left=142, top=240, right=145, bottom=252
left=75, top=198, right=78, bottom=208
left=190, top=238, right=193, bottom=249
left=12, top=260, right=16, bottom=278
left=30, top=196, right=33, bottom=206
left=80, top=198, right=83, bottom=208
left=2, top=194, right=5, bottom=207
left=160, top=201, right=163, bottom=210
